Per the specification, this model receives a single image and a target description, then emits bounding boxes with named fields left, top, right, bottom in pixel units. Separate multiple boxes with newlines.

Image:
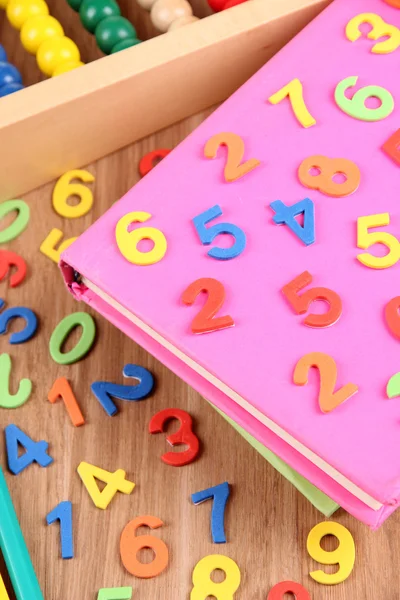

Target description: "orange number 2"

left=204, top=132, right=260, bottom=182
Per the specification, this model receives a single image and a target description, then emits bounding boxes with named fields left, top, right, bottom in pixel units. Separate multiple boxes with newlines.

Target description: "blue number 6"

left=192, top=205, right=246, bottom=260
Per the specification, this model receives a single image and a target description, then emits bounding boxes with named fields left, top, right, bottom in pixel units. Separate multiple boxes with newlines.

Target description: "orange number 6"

left=120, top=515, right=169, bottom=578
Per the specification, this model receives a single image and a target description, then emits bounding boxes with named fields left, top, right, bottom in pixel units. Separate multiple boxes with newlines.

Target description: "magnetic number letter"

left=346, top=13, right=400, bottom=54
left=149, top=408, right=200, bottom=466
left=0, top=574, right=9, bottom=600
left=52, top=170, right=94, bottom=219
left=49, top=312, right=96, bottom=365
left=385, top=297, right=400, bottom=340
left=267, top=581, right=311, bottom=600
left=204, top=132, right=260, bottom=182
left=77, top=461, right=135, bottom=510
left=182, top=278, right=235, bottom=334
left=293, top=352, right=358, bottom=413
left=282, top=271, right=342, bottom=328
left=382, top=129, right=400, bottom=166
left=191, top=554, right=241, bottom=600
left=48, top=377, right=85, bottom=427
left=46, top=501, right=74, bottom=559
left=40, top=228, right=77, bottom=264
left=120, top=515, right=168, bottom=578
left=192, top=205, right=246, bottom=260
left=384, top=0, right=400, bottom=7
left=298, top=155, right=361, bottom=197
left=139, top=149, right=171, bottom=177
left=307, top=521, right=355, bottom=585
left=356, top=213, right=400, bottom=269
left=335, top=76, right=394, bottom=122
left=0, top=250, right=27, bottom=287
left=0, top=200, right=30, bottom=243
left=192, top=482, right=230, bottom=543
left=270, top=199, right=315, bottom=246
left=97, top=588, right=132, bottom=600
left=0, top=305, right=38, bottom=344
left=268, top=78, right=316, bottom=128
left=115, top=211, right=167, bottom=266
left=5, top=424, right=53, bottom=475
left=0, top=353, right=32, bottom=409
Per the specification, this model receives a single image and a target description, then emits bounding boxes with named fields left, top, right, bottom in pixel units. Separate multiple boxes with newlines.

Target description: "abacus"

left=0, top=0, right=330, bottom=200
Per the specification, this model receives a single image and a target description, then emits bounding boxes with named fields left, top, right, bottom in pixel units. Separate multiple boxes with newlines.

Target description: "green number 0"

left=335, top=76, right=394, bottom=122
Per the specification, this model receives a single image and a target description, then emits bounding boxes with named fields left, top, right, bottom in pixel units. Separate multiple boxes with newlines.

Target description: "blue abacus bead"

left=0, top=45, right=7, bottom=62
left=0, top=82, right=24, bottom=97
left=0, top=61, right=22, bottom=87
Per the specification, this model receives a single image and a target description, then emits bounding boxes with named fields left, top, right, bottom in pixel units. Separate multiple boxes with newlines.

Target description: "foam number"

left=335, top=76, right=394, bottom=122
left=282, top=271, right=342, bottom=328
left=48, top=377, right=85, bottom=427
left=382, top=129, right=400, bottom=166
left=269, top=199, right=315, bottom=246
left=307, top=521, right=355, bottom=585
left=204, top=132, right=260, bottom=182
left=0, top=200, right=30, bottom=243
left=346, top=13, right=400, bottom=54
left=120, top=515, right=169, bottom=578
left=149, top=408, right=200, bottom=466
left=46, top=501, right=74, bottom=559
left=268, top=78, right=316, bottom=128
left=298, top=155, right=361, bottom=197
left=5, top=424, right=53, bottom=475
left=293, top=352, right=358, bottom=413
left=49, top=312, right=96, bottom=364
left=52, top=169, right=95, bottom=218
left=0, top=574, right=10, bottom=600
left=385, top=297, right=400, bottom=340
left=0, top=353, right=32, bottom=409
left=77, top=461, right=135, bottom=509
left=191, top=482, right=230, bottom=543
left=182, top=278, right=235, bottom=334
left=387, top=372, right=400, bottom=398
left=356, top=213, right=400, bottom=269
left=139, top=149, right=171, bottom=176
left=40, top=228, right=77, bottom=263
left=267, top=581, right=310, bottom=600
left=91, top=363, right=154, bottom=416
left=191, top=554, right=241, bottom=600
left=0, top=250, right=27, bottom=287
left=97, top=588, right=132, bottom=600
left=115, top=211, right=167, bottom=265
left=0, top=304, right=38, bottom=344
left=192, top=205, right=246, bottom=260
left=384, top=0, right=400, bottom=7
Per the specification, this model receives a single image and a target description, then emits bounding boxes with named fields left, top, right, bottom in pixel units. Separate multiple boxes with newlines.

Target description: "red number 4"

left=282, top=271, right=342, bottom=328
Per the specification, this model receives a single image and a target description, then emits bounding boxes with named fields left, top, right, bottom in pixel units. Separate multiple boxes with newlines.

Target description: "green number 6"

left=335, top=75, right=394, bottom=122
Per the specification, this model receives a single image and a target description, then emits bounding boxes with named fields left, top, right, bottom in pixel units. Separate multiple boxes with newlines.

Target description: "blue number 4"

left=191, top=481, right=230, bottom=543
left=270, top=198, right=315, bottom=246
left=192, top=205, right=246, bottom=260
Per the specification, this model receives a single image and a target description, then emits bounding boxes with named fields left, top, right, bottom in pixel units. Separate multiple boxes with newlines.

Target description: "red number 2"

left=267, top=581, right=311, bottom=600
left=282, top=271, right=342, bottom=328
left=149, top=408, right=200, bottom=466
left=385, top=297, right=400, bottom=340
left=182, top=278, right=235, bottom=334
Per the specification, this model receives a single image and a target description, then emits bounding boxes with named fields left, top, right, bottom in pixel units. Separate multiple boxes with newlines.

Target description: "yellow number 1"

left=268, top=78, right=316, bottom=128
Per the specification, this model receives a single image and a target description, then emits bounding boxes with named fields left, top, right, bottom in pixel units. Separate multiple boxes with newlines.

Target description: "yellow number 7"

left=357, top=213, right=400, bottom=269
left=268, top=78, right=316, bottom=128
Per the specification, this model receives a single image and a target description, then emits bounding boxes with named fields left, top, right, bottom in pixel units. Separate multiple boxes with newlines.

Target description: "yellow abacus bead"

left=0, top=0, right=10, bottom=10
left=136, top=0, right=157, bottom=10
left=20, top=15, right=64, bottom=54
left=6, top=0, right=49, bottom=30
left=168, top=14, right=198, bottom=30
left=150, top=0, right=193, bottom=32
left=52, top=60, right=84, bottom=76
left=37, top=36, right=81, bottom=76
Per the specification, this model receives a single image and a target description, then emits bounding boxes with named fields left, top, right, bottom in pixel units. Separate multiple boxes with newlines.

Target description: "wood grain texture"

left=0, top=5, right=398, bottom=600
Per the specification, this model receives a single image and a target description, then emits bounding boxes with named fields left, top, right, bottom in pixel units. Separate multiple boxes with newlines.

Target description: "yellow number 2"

left=357, top=213, right=400, bottom=269
left=307, top=521, right=355, bottom=585
left=268, top=78, right=316, bottom=128
left=191, top=554, right=241, bottom=600
left=115, top=211, right=167, bottom=266
left=346, top=12, right=400, bottom=54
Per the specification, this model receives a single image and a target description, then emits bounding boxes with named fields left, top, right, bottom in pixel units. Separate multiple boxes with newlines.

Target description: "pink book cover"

left=61, top=0, right=400, bottom=528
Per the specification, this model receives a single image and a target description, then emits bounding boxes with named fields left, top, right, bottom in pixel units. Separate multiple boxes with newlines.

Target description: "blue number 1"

left=270, top=198, right=315, bottom=246
left=46, top=501, right=74, bottom=559
left=192, top=205, right=246, bottom=260
left=191, top=481, right=230, bottom=543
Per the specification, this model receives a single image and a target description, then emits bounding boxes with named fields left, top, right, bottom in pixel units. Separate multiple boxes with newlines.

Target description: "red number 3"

left=267, top=581, right=310, bottom=600
left=149, top=408, right=200, bottom=466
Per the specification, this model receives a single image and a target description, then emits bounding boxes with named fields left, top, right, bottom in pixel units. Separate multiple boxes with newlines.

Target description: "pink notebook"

left=61, top=0, right=400, bottom=528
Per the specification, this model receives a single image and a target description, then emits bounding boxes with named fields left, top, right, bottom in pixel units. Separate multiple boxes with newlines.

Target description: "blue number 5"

left=192, top=205, right=246, bottom=260
left=191, top=481, right=230, bottom=543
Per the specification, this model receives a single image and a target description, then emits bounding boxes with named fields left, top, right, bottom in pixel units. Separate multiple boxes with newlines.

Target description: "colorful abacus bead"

left=0, top=48, right=24, bottom=97
left=207, top=0, right=247, bottom=11
left=95, top=16, right=139, bottom=53
left=136, top=0, right=198, bottom=33
left=20, top=15, right=64, bottom=53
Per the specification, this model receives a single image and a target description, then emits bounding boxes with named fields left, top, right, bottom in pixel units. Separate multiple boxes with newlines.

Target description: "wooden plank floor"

left=1, top=3, right=400, bottom=599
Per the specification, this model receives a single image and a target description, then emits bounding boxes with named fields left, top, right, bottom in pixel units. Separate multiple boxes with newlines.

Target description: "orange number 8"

left=298, top=155, right=361, bottom=198
left=120, top=515, right=169, bottom=578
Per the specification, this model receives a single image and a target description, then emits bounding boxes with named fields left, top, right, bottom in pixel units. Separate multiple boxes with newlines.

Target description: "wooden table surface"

left=1, top=3, right=399, bottom=599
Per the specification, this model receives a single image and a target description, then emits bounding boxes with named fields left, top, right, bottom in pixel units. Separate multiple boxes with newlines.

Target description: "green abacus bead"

left=95, top=15, right=137, bottom=54
left=67, top=0, right=83, bottom=11
left=80, top=0, right=120, bottom=33
left=111, top=37, right=141, bottom=53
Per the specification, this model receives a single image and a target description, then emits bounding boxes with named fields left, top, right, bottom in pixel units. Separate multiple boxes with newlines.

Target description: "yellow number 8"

left=191, top=554, right=241, bottom=600
left=115, top=211, right=167, bottom=266
left=307, top=521, right=355, bottom=585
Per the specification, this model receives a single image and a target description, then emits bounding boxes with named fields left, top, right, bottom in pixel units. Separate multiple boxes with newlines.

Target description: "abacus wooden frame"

left=0, top=0, right=330, bottom=201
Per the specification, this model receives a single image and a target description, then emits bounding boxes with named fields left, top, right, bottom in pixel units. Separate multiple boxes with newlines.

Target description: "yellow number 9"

left=191, top=554, right=241, bottom=600
left=115, top=211, right=167, bottom=266
left=307, top=521, right=355, bottom=585
left=346, top=12, right=400, bottom=54
left=52, top=169, right=94, bottom=218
